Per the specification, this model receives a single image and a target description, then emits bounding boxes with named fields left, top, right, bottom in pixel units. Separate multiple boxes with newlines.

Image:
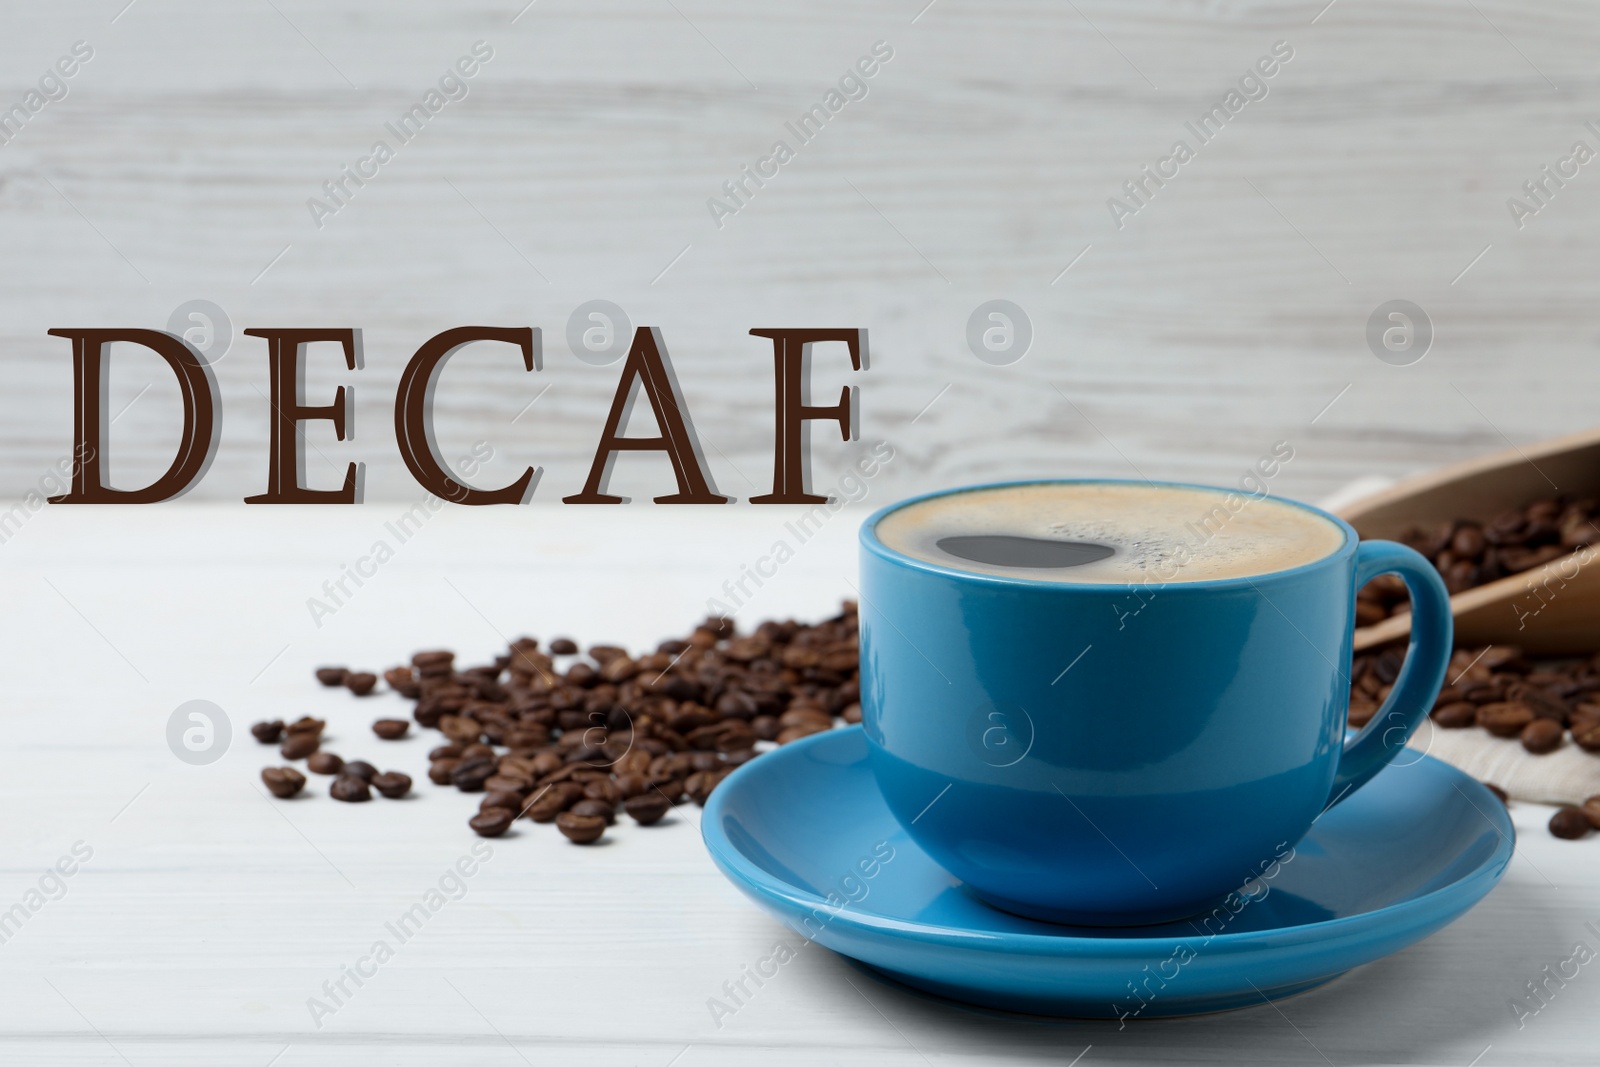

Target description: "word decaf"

left=256, top=603, right=862, bottom=846
left=45, top=325, right=865, bottom=506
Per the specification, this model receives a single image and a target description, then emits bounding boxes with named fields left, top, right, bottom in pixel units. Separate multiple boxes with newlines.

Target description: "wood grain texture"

left=2, top=1, right=1598, bottom=506
left=0, top=506, right=1595, bottom=1065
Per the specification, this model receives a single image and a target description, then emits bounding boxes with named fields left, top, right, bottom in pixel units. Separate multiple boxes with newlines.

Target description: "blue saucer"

left=702, top=726, right=1513, bottom=1019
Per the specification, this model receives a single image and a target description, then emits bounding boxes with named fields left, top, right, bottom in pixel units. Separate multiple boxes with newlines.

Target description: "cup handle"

left=1325, top=539, right=1454, bottom=809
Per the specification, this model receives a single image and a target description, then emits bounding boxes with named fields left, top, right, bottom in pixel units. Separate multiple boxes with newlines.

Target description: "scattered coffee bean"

left=372, top=772, right=412, bottom=799
left=469, top=808, right=515, bottom=837
left=1477, top=702, right=1533, bottom=738
left=384, top=667, right=420, bottom=698
left=1581, top=795, right=1600, bottom=830
left=251, top=720, right=285, bottom=744
left=1482, top=781, right=1508, bottom=805
left=526, top=782, right=585, bottom=822
left=344, top=672, right=378, bottom=696
left=306, top=752, right=345, bottom=775
left=280, top=732, right=319, bottom=760
left=1521, top=718, right=1564, bottom=754
left=1549, top=806, right=1591, bottom=840
left=315, top=667, right=348, bottom=687
left=342, top=760, right=378, bottom=782
left=624, top=793, right=671, bottom=825
left=556, top=811, right=607, bottom=844
left=330, top=776, right=372, bottom=803
left=1355, top=643, right=1600, bottom=769
left=262, top=766, right=306, bottom=798
left=286, top=603, right=864, bottom=845
left=451, top=757, right=497, bottom=792
left=1431, top=702, right=1477, bottom=729
left=481, top=790, right=524, bottom=814
left=285, top=716, right=325, bottom=737
left=570, top=798, right=616, bottom=824
left=413, top=650, right=455, bottom=676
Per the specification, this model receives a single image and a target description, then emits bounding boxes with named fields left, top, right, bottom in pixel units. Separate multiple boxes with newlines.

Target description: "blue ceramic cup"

left=859, top=479, right=1453, bottom=926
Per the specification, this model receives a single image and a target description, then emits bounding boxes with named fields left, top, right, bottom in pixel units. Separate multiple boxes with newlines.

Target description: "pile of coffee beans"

left=1358, top=496, right=1600, bottom=624
left=256, top=602, right=861, bottom=845
left=1349, top=642, right=1600, bottom=840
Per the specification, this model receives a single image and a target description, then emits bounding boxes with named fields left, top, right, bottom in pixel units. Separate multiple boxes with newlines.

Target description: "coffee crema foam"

left=874, top=483, right=1346, bottom=584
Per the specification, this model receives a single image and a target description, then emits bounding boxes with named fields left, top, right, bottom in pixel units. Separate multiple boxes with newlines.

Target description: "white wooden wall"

left=2, top=0, right=1596, bottom=503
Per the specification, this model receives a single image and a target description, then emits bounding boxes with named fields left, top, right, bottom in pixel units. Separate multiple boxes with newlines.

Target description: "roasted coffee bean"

left=1433, top=703, right=1478, bottom=729
left=372, top=772, right=412, bottom=799
left=556, top=811, right=607, bottom=844
left=1511, top=684, right=1570, bottom=721
left=286, top=716, right=325, bottom=737
left=525, top=782, right=584, bottom=822
left=1451, top=525, right=1485, bottom=560
left=624, top=793, right=671, bottom=825
left=342, top=760, right=378, bottom=782
left=413, top=650, right=455, bottom=675
left=483, top=774, right=531, bottom=796
left=470, top=808, right=515, bottom=837
left=1483, top=782, right=1508, bottom=805
left=251, top=719, right=285, bottom=743
left=373, top=719, right=410, bottom=740
left=1549, top=806, right=1591, bottom=840
left=571, top=798, right=616, bottom=824
left=290, top=600, right=866, bottom=843
left=262, top=766, right=306, bottom=798
left=482, top=791, right=524, bottom=814
left=438, top=716, right=483, bottom=744
left=778, top=724, right=828, bottom=745
left=344, top=672, right=379, bottom=696
left=280, top=732, right=320, bottom=760
left=330, top=776, right=372, bottom=802
left=307, top=752, right=345, bottom=775
left=385, top=667, right=421, bottom=698
left=1572, top=721, right=1600, bottom=753
left=1477, top=702, right=1534, bottom=737
left=1521, top=718, right=1564, bottom=754
left=451, top=757, right=497, bottom=792
left=315, top=666, right=348, bottom=687
left=1582, top=795, right=1600, bottom=830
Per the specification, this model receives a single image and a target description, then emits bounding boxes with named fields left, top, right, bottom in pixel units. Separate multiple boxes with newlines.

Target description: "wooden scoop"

left=1336, top=425, right=1600, bottom=654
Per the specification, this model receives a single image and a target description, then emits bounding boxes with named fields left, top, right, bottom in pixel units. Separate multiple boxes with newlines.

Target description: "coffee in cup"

left=859, top=479, right=1452, bottom=925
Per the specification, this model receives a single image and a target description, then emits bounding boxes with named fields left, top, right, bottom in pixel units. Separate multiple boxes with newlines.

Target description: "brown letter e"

left=48, top=328, right=219, bottom=503
left=243, top=328, right=361, bottom=504
left=396, top=326, right=541, bottom=504
left=750, top=328, right=864, bottom=504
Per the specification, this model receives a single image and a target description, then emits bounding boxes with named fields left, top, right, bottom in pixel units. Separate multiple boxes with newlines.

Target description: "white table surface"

left=1, top=504, right=1596, bottom=1066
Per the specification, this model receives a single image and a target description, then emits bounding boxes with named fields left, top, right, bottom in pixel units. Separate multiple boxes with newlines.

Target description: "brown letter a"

left=564, top=328, right=727, bottom=504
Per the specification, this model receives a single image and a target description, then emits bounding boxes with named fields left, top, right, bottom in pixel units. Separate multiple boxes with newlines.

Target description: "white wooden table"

left=0, top=505, right=1595, bottom=1066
